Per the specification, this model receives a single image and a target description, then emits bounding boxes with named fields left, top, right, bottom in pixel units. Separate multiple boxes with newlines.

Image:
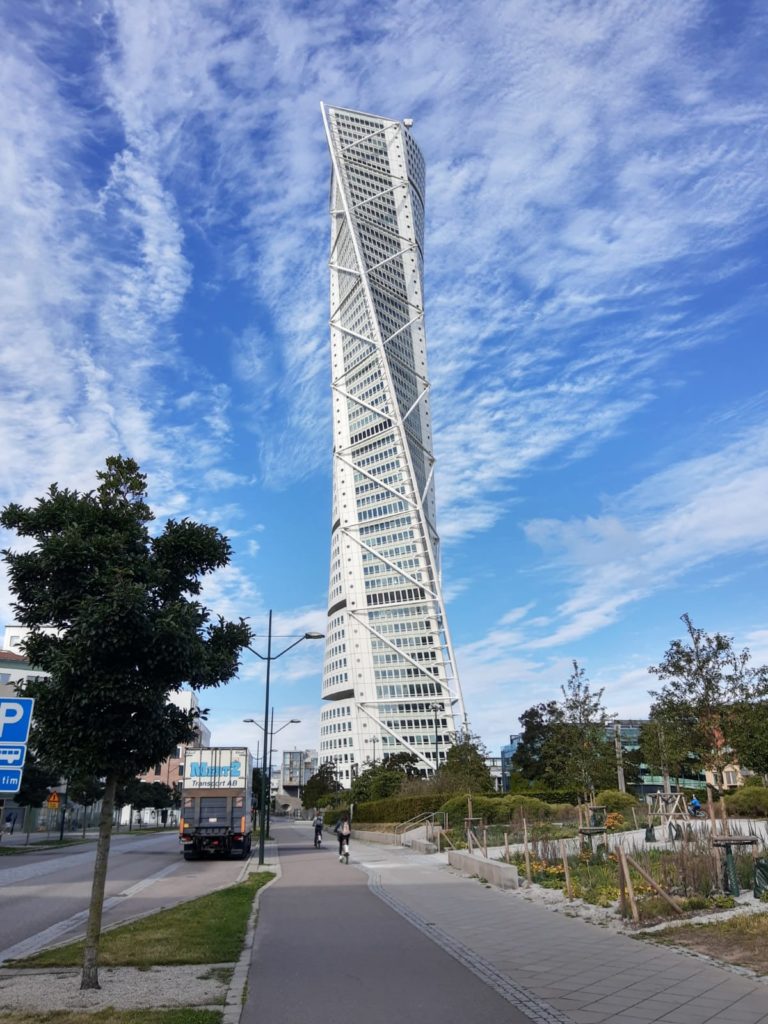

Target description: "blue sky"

left=1, top=0, right=767, bottom=761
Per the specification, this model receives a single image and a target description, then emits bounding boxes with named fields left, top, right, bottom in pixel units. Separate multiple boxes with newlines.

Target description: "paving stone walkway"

left=260, top=821, right=767, bottom=1024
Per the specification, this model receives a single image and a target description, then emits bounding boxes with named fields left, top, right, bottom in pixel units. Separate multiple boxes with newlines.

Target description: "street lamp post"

left=243, top=610, right=322, bottom=865
left=429, top=702, right=443, bottom=776
left=243, top=715, right=299, bottom=834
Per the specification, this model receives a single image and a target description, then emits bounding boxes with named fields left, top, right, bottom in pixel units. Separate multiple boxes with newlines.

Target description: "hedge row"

left=725, top=786, right=768, bottom=817
left=352, top=792, right=587, bottom=826
left=352, top=795, right=440, bottom=824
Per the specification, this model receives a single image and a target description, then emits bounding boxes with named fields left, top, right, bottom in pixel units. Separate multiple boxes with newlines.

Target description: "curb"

left=222, top=846, right=281, bottom=1024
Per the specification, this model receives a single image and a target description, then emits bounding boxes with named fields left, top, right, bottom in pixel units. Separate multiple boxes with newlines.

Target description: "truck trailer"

left=179, top=747, right=253, bottom=861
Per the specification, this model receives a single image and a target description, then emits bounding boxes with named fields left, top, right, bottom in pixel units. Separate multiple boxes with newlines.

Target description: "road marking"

left=0, top=859, right=184, bottom=963
left=0, top=851, right=95, bottom=888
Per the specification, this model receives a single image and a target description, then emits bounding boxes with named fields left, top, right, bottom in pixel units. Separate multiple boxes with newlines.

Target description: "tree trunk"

left=80, top=775, right=117, bottom=990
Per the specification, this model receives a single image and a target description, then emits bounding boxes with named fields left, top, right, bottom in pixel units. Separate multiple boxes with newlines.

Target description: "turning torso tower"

left=319, top=104, right=467, bottom=784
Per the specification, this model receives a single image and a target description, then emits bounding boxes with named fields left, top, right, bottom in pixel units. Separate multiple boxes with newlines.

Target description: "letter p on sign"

left=0, top=698, right=34, bottom=742
left=0, top=703, right=23, bottom=732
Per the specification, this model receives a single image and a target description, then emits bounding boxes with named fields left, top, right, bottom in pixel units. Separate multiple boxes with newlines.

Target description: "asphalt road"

left=244, top=822, right=531, bottom=1024
left=0, top=830, right=246, bottom=962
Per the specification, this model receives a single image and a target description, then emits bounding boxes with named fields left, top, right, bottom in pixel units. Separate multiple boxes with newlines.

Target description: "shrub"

left=725, top=787, right=768, bottom=818
left=352, top=795, right=438, bottom=824
left=439, top=794, right=501, bottom=827
left=498, top=795, right=553, bottom=821
left=605, top=812, right=625, bottom=831
left=742, top=775, right=767, bottom=788
left=523, top=789, right=580, bottom=805
left=594, top=790, right=640, bottom=813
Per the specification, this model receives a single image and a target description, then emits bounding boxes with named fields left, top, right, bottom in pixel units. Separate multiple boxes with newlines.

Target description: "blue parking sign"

left=0, top=698, right=35, bottom=743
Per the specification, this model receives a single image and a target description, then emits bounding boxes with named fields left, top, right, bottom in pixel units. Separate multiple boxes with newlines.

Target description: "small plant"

left=605, top=812, right=625, bottom=830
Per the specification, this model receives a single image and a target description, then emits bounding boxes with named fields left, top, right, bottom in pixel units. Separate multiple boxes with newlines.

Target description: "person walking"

left=334, top=811, right=351, bottom=862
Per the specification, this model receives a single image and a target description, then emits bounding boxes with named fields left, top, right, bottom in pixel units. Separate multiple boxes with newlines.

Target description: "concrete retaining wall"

left=408, top=839, right=438, bottom=854
left=352, top=829, right=400, bottom=845
left=448, top=849, right=519, bottom=888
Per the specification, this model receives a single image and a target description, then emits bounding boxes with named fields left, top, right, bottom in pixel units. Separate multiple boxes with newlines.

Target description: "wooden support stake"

left=624, top=853, right=683, bottom=914
left=559, top=839, right=573, bottom=900
left=504, top=830, right=510, bottom=864
left=618, top=849, right=627, bottom=918
left=631, top=807, right=639, bottom=830
left=619, top=848, right=639, bottom=925
left=483, top=827, right=488, bottom=858
left=523, top=819, right=532, bottom=886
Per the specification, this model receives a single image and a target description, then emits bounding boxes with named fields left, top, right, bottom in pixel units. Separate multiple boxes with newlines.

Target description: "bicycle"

left=313, top=827, right=323, bottom=848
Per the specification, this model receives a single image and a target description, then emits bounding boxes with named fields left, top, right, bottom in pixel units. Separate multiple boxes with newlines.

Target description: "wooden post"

left=504, top=830, right=510, bottom=864
left=559, top=839, right=573, bottom=899
left=631, top=807, right=639, bottom=830
left=619, top=848, right=639, bottom=925
left=624, top=854, right=683, bottom=914
left=523, top=819, right=532, bottom=886
left=718, top=782, right=729, bottom=836
left=483, top=827, right=488, bottom=858
left=617, top=848, right=627, bottom=918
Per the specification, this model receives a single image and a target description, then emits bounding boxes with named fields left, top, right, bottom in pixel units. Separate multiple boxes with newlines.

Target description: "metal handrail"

left=395, top=810, right=447, bottom=848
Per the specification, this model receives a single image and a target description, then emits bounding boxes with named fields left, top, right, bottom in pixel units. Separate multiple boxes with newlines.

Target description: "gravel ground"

left=0, top=965, right=228, bottom=1012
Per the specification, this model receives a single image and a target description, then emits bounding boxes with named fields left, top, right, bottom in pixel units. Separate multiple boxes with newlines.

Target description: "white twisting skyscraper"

left=319, top=104, right=467, bottom=783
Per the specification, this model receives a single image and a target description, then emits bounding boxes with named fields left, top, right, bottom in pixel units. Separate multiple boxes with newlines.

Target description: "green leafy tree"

left=546, top=662, right=614, bottom=800
left=511, top=701, right=562, bottom=781
left=1, top=455, right=251, bottom=989
left=649, top=614, right=768, bottom=800
left=436, top=737, right=494, bottom=794
left=302, top=762, right=342, bottom=809
left=638, top=713, right=699, bottom=791
left=350, top=752, right=419, bottom=803
left=728, top=698, right=768, bottom=778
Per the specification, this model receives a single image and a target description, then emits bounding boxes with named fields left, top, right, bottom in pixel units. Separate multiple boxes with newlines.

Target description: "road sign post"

left=0, top=698, right=35, bottom=795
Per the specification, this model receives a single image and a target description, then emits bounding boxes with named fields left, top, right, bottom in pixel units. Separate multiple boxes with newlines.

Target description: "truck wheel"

left=183, top=851, right=197, bottom=861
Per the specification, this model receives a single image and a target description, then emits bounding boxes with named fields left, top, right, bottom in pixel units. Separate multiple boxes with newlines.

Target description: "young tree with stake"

left=1, top=456, right=251, bottom=990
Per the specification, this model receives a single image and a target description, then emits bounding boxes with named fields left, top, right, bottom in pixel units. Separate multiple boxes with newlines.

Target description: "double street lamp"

left=246, top=610, right=323, bottom=864
left=243, top=714, right=300, bottom=843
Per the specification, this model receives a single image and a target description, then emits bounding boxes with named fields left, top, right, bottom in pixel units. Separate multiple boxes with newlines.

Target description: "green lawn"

left=3, top=1011, right=221, bottom=1024
left=9, top=871, right=274, bottom=969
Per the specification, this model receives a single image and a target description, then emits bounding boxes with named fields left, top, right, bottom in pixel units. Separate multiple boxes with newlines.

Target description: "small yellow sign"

left=47, top=792, right=60, bottom=809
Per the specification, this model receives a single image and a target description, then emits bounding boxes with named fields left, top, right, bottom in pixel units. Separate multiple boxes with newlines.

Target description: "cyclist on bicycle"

left=312, top=812, right=324, bottom=847
left=334, top=812, right=351, bottom=861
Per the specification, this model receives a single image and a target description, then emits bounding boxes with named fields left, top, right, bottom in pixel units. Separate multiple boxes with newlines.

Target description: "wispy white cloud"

left=521, top=419, right=768, bottom=648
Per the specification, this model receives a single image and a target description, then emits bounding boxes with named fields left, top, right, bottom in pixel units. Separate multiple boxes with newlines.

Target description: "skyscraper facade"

left=319, top=104, right=466, bottom=784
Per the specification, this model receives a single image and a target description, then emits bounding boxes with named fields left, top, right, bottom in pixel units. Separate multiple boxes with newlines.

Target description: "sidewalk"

left=252, top=821, right=767, bottom=1024
left=243, top=822, right=534, bottom=1024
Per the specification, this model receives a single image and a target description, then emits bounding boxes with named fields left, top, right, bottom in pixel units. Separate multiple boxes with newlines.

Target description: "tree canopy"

left=1, top=455, right=251, bottom=988
left=512, top=663, right=615, bottom=797
left=349, top=752, right=419, bottom=803
left=436, top=737, right=494, bottom=794
left=649, top=614, right=768, bottom=787
left=302, top=762, right=342, bottom=809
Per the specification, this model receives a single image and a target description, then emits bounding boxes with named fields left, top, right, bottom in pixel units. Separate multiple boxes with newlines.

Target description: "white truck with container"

left=179, top=747, right=253, bottom=861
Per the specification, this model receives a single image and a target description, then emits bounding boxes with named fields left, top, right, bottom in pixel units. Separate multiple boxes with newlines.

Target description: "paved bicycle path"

left=245, top=821, right=768, bottom=1024
left=242, top=823, right=533, bottom=1024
